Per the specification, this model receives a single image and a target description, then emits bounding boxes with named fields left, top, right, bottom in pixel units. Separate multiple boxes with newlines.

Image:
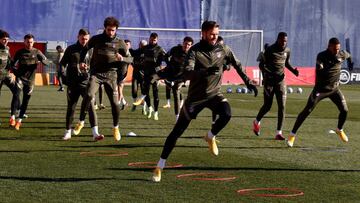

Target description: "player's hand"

left=79, top=63, right=87, bottom=70
left=115, top=53, right=123, bottom=61
left=9, top=73, right=16, bottom=84
left=246, top=83, right=258, bottom=97
left=348, top=62, right=354, bottom=71
left=293, top=68, right=299, bottom=77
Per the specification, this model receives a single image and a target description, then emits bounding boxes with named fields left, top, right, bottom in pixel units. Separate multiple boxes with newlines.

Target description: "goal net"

left=101, top=27, right=263, bottom=85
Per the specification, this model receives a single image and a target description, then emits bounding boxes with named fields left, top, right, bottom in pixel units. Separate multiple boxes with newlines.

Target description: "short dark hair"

left=104, top=16, right=120, bottom=28
left=24, top=34, right=34, bottom=40
left=183, top=36, right=194, bottom=44
left=56, top=45, right=62, bottom=50
left=217, top=36, right=224, bottom=42
left=78, top=28, right=90, bottom=36
left=0, top=29, right=10, bottom=38
left=329, top=37, right=340, bottom=45
left=277, top=32, right=287, bottom=39
left=124, top=39, right=131, bottom=43
left=150, top=32, right=158, bottom=39
left=201, top=21, right=219, bottom=32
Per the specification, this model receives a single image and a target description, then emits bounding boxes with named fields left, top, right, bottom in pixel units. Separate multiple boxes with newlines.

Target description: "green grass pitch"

left=0, top=85, right=359, bottom=202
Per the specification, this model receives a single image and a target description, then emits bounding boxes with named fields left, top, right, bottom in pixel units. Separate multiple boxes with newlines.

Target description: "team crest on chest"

left=216, top=52, right=222, bottom=58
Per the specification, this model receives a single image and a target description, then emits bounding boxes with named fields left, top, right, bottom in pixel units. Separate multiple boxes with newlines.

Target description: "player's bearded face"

left=78, top=34, right=90, bottom=46
left=277, top=36, right=288, bottom=49
left=105, top=26, right=117, bottom=38
left=24, top=38, right=34, bottom=50
left=203, top=27, right=219, bottom=46
left=149, top=37, right=157, bottom=45
left=328, top=43, right=340, bottom=55
left=182, top=41, right=192, bottom=52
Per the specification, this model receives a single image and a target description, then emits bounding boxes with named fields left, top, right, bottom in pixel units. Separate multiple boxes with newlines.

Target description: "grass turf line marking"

left=80, top=150, right=128, bottom=157
left=128, top=162, right=183, bottom=168
left=237, top=187, right=304, bottom=197
left=176, top=173, right=236, bottom=181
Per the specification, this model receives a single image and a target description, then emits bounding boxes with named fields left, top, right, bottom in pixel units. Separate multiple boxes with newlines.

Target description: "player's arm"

left=156, top=47, right=167, bottom=68
left=10, top=51, right=20, bottom=76
left=226, top=46, right=258, bottom=96
left=5, top=51, right=13, bottom=71
left=60, top=47, right=70, bottom=68
left=256, top=50, right=266, bottom=70
left=117, top=43, right=133, bottom=64
left=79, top=36, right=95, bottom=69
left=37, top=50, right=50, bottom=66
left=258, top=53, right=266, bottom=72
left=315, top=53, right=324, bottom=71
left=182, top=47, right=197, bottom=80
left=285, top=51, right=299, bottom=76
left=5, top=53, right=15, bottom=83
left=164, top=48, right=172, bottom=64
left=342, top=50, right=354, bottom=71
left=157, top=50, right=173, bottom=80
left=314, top=53, right=324, bottom=82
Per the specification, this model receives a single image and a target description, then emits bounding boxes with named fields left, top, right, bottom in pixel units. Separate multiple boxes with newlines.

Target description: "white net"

left=101, top=27, right=263, bottom=85
left=108, top=27, right=263, bottom=67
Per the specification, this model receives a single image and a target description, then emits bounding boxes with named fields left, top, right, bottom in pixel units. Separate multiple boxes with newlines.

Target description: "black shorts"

left=183, top=94, right=227, bottom=120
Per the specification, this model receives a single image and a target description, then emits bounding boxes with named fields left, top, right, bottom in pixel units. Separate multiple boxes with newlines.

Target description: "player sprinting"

left=133, top=33, right=166, bottom=121
left=152, top=21, right=258, bottom=182
left=252, top=32, right=299, bottom=140
left=79, top=16, right=132, bottom=141
left=0, top=29, right=19, bottom=127
left=12, top=34, right=49, bottom=130
left=287, top=37, right=353, bottom=147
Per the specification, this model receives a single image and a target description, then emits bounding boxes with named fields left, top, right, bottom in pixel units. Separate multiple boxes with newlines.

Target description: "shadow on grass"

left=0, top=149, right=83, bottom=153
left=0, top=176, right=114, bottom=182
left=0, top=136, right=67, bottom=141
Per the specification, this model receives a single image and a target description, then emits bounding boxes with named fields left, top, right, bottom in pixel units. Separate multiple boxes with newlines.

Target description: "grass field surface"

left=0, top=85, right=359, bottom=202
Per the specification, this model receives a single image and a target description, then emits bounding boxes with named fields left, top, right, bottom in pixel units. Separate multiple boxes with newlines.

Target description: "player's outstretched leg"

left=152, top=112, right=191, bottom=182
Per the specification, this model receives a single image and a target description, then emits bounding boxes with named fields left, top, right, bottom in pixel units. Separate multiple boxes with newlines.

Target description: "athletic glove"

left=246, top=83, right=258, bottom=97
left=348, top=62, right=354, bottom=71
left=292, top=68, right=299, bottom=76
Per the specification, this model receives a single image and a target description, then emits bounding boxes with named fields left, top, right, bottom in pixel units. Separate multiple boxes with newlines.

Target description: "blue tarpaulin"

left=0, top=0, right=358, bottom=67
left=0, top=0, right=200, bottom=42
left=202, top=0, right=359, bottom=67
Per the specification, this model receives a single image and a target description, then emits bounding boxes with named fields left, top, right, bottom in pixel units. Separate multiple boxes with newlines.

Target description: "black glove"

left=246, top=83, right=258, bottom=97
left=348, top=62, right=354, bottom=71
left=223, top=64, right=230, bottom=71
left=292, top=68, right=299, bottom=77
